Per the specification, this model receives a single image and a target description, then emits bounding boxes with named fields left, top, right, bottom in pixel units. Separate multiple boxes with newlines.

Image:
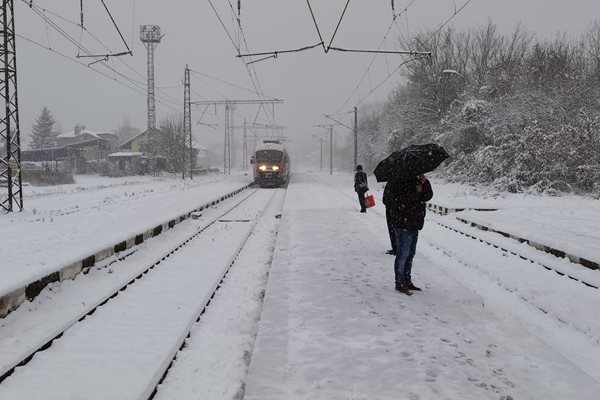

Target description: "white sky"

left=14, top=0, right=600, bottom=153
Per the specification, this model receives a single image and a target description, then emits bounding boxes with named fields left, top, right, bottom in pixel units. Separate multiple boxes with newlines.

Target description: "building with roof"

left=55, top=124, right=120, bottom=168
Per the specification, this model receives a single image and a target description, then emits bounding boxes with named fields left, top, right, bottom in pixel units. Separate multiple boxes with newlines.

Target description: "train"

left=250, top=140, right=290, bottom=188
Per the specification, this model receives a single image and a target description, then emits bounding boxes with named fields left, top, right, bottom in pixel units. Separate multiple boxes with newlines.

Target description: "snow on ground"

left=1, top=170, right=599, bottom=399
left=243, top=172, right=600, bottom=400
left=426, top=179, right=600, bottom=264
left=0, top=173, right=252, bottom=296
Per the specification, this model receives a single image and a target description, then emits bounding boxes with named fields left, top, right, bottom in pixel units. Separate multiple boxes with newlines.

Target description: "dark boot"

left=395, top=284, right=412, bottom=295
left=408, top=283, right=422, bottom=291
left=386, top=249, right=396, bottom=255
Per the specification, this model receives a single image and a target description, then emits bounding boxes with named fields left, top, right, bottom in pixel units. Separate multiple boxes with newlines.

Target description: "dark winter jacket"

left=383, top=177, right=433, bottom=230
left=354, top=171, right=369, bottom=193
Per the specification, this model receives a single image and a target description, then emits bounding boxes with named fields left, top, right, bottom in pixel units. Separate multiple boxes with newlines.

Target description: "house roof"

left=119, top=128, right=158, bottom=148
left=107, top=152, right=143, bottom=158
left=57, top=129, right=117, bottom=139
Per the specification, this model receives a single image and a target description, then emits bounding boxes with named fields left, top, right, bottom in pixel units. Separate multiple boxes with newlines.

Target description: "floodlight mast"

left=140, top=25, right=162, bottom=131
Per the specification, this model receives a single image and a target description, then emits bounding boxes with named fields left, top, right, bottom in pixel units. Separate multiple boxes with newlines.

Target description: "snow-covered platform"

left=244, top=173, right=600, bottom=400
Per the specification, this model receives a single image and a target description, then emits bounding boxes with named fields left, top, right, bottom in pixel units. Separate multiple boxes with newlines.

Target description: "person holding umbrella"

left=383, top=174, right=433, bottom=294
left=374, top=143, right=449, bottom=295
left=354, top=164, right=369, bottom=213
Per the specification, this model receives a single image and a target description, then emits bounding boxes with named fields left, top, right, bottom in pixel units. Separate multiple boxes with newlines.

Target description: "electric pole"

left=320, top=137, right=323, bottom=172
left=315, top=124, right=337, bottom=175
left=242, top=118, right=247, bottom=172
left=1, top=0, right=23, bottom=213
left=140, top=25, right=162, bottom=131
left=330, top=126, right=333, bottom=175
left=354, top=106, right=358, bottom=169
left=183, top=65, right=192, bottom=179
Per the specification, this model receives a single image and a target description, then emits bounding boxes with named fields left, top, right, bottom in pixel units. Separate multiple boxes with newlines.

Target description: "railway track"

left=0, top=187, right=283, bottom=399
left=420, top=216, right=600, bottom=342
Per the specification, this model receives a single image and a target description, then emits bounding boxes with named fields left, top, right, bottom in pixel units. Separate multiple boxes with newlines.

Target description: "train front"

left=254, top=146, right=285, bottom=187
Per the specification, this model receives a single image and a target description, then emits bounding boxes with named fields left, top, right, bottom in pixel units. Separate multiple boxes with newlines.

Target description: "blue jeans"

left=394, top=228, right=419, bottom=286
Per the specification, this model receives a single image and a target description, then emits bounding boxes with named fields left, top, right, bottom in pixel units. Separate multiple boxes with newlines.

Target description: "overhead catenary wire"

left=21, top=1, right=184, bottom=107
left=189, top=68, right=278, bottom=99
left=425, top=0, right=475, bottom=44
left=209, top=0, right=277, bottom=127
left=16, top=33, right=181, bottom=114
left=331, top=0, right=420, bottom=115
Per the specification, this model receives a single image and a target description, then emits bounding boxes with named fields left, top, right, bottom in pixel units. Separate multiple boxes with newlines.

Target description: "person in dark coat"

left=383, top=174, right=433, bottom=295
left=354, top=165, right=369, bottom=213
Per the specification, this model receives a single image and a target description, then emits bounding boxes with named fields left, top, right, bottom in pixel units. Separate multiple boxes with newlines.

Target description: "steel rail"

left=0, top=188, right=265, bottom=384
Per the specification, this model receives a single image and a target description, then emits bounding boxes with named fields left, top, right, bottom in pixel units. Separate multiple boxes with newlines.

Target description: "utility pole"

left=1, top=0, right=23, bottom=213
left=192, top=99, right=284, bottom=174
left=354, top=106, right=358, bottom=169
left=140, top=25, right=162, bottom=131
left=315, top=124, right=337, bottom=175
left=242, top=118, right=247, bottom=172
left=320, top=137, right=323, bottom=172
left=329, top=126, right=333, bottom=175
left=183, top=65, right=192, bottom=179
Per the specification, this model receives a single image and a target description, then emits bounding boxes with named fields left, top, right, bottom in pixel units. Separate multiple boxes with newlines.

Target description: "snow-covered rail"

left=427, top=203, right=600, bottom=271
left=0, top=188, right=281, bottom=399
left=0, top=183, right=251, bottom=318
left=421, top=216, right=600, bottom=342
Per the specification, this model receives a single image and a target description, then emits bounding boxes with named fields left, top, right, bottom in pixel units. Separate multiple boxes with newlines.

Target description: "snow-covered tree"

left=29, top=107, right=57, bottom=149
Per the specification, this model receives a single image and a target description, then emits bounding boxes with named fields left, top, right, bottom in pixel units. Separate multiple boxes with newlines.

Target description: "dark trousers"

left=356, top=189, right=368, bottom=211
left=394, top=228, right=419, bottom=285
left=385, top=208, right=396, bottom=252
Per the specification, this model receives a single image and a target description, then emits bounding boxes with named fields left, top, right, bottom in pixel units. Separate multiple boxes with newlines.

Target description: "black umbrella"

left=373, top=143, right=449, bottom=182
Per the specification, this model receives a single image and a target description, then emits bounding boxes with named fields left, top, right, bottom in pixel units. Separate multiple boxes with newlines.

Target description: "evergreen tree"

left=30, top=106, right=57, bottom=149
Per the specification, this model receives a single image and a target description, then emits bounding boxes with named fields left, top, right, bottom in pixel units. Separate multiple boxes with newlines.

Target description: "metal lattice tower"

left=1, top=0, right=23, bottom=213
left=183, top=65, right=192, bottom=179
left=140, top=25, right=162, bottom=131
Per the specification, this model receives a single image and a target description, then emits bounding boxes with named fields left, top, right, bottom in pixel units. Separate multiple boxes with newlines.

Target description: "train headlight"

left=259, top=165, right=267, bottom=171
left=272, top=165, right=280, bottom=171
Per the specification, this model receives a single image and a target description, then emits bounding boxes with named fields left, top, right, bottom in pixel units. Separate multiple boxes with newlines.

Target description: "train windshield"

left=256, top=150, right=283, bottom=163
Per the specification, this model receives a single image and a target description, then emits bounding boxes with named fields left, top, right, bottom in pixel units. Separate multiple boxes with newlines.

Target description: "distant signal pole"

left=140, top=25, right=162, bottom=131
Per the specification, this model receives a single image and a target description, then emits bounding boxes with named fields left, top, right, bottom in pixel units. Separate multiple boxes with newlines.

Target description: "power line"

left=20, top=2, right=183, bottom=108
left=209, top=0, right=276, bottom=126
left=189, top=68, right=278, bottom=99
left=16, top=33, right=182, bottom=113
left=332, top=0, right=420, bottom=115
left=354, top=55, right=428, bottom=107
left=425, top=0, right=475, bottom=44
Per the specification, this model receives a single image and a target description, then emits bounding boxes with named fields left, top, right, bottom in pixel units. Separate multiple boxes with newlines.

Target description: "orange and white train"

left=250, top=140, right=290, bottom=188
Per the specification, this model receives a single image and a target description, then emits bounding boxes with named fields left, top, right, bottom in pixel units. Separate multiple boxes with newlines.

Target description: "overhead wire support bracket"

left=237, top=42, right=323, bottom=59
left=87, top=55, right=109, bottom=66
left=76, top=50, right=132, bottom=59
left=328, top=47, right=431, bottom=56
left=100, top=0, right=132, bottom=56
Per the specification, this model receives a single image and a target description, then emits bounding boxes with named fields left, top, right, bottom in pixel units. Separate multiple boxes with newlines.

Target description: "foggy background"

left=15, top=0, right=600, bottom=170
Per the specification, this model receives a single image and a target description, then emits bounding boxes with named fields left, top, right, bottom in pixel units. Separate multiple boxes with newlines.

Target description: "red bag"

left=364, top=194, right=375, bottom=208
